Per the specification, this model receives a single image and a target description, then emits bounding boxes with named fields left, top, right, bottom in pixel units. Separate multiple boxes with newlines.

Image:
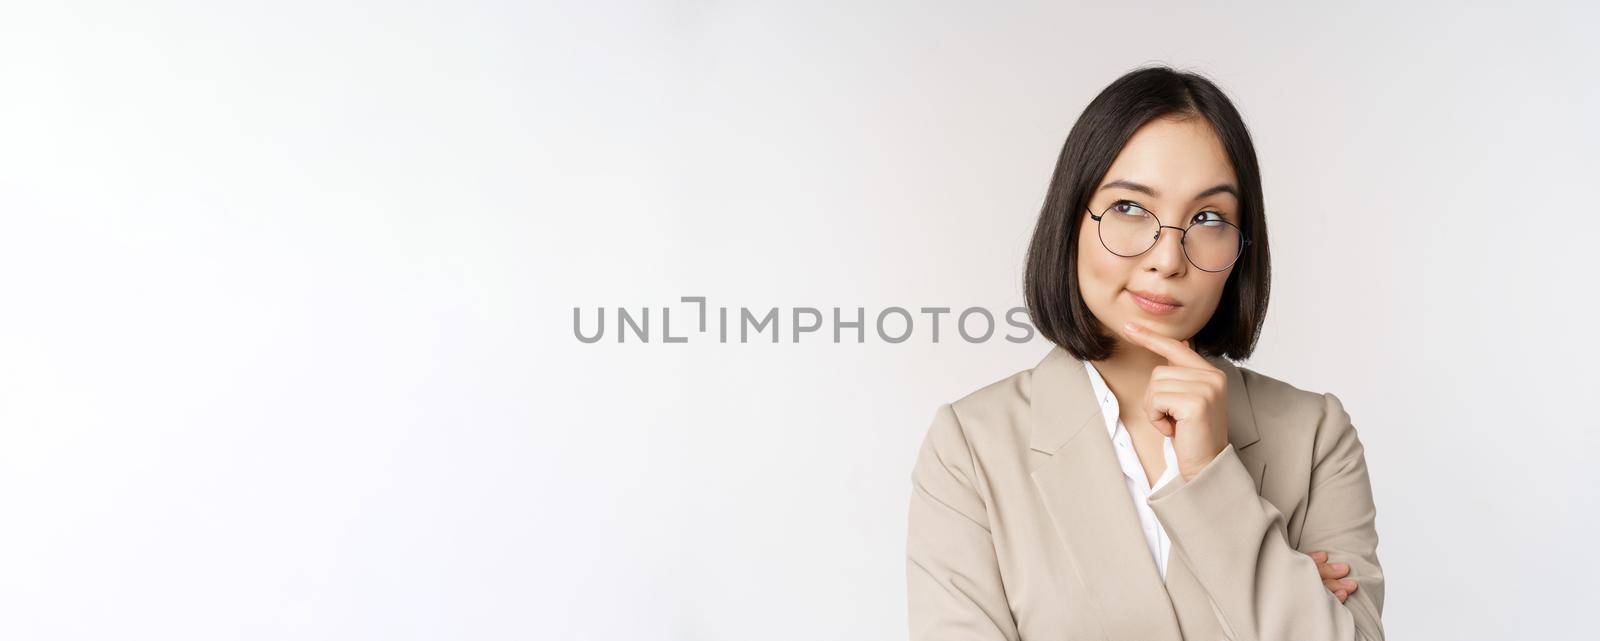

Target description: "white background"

left=2, top=1, right=1597, bottom=639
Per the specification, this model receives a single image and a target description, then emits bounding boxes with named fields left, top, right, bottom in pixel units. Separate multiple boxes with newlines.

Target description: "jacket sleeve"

left=1146, top=392, right=1386, bottom=641
left=906, top=403, right=1020, bottom=641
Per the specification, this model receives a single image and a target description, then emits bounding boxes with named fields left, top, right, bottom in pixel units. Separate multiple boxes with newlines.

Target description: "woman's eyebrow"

left=1194, top=183, right=1241, bottom=201
left=1098, top=179, right=1240, bottom=201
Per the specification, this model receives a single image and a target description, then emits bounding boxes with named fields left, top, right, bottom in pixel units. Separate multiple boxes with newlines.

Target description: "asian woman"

left=906, top=66, right=1384, bottom=641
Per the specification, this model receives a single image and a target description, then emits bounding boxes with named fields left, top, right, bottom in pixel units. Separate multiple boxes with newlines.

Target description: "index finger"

left=1121, top=321, right=1212, bottom=369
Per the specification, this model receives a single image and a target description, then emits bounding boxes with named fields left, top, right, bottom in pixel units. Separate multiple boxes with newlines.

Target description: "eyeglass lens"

left=1098, top=202, right=1242, bottom=272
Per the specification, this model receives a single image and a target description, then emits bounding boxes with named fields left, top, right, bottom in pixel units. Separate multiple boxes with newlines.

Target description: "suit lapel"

left=1026, top=345, right=1265, bottom=641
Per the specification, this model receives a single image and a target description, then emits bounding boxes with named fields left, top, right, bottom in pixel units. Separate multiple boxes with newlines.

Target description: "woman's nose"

left=1145, top=225, right=1188, bottom=272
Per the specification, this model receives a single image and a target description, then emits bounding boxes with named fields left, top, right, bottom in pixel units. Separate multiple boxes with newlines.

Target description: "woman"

left=905, top=66, right=1384, bottom=641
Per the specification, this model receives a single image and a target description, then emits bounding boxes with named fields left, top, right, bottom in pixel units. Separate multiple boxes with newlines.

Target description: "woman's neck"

left=1089, top=342, right=1166, bottom=424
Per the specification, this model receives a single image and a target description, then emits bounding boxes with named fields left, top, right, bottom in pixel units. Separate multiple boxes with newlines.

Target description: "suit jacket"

left=906, top=346, right=1385, bottom=641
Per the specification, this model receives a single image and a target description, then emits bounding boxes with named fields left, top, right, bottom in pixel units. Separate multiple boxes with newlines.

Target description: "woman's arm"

left=906, top=403, right=1020, bottom=641
left=1146, top=392, right=1386, bottom=641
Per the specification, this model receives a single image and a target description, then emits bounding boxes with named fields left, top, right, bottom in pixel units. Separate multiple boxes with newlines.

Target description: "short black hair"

left=1023, top=65, right=1271, bottom=362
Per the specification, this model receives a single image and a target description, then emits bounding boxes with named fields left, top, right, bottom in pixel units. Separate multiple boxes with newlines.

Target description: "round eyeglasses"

left=1087, top=200, right=1250, bottom=273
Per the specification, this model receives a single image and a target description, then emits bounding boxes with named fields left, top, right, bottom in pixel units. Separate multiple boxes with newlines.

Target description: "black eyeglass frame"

left=1085, top=202, right=1252, bottom=273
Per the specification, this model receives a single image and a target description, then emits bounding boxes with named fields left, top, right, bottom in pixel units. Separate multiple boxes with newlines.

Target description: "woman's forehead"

left=1100, top=118, right=1237, bottom=199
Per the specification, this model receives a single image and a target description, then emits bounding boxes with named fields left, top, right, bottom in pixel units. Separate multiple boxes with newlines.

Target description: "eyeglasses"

left=1086, top=200, right=1250, bottom=272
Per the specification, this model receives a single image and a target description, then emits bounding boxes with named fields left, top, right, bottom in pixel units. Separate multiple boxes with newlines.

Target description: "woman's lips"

left=1129, top=290, right=1182, bottom=315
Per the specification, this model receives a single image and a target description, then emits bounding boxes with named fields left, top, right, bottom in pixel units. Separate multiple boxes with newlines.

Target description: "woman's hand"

left=1310, top=550, right=1360, bottom=603
left=1120, top=321, right=1230, bottom=482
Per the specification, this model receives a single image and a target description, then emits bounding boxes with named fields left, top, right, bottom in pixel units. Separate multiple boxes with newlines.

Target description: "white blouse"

left=1082, top=360, right=1182, bottom=582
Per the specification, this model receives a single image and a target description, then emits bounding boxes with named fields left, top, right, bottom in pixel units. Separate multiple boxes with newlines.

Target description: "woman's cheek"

left=1083, top=252, right=1119, bottom=293
left=1077, top=258, right=1119, bottom=316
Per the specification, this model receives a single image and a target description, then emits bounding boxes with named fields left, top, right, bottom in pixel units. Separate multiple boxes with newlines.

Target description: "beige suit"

left=907, top=346, right=1385, bottom=641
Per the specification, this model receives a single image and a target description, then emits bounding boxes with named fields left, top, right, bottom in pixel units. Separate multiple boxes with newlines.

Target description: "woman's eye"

left=1112, top=201, right=1146, bottom=216
left=1192, top=211, right=1226, bottom=225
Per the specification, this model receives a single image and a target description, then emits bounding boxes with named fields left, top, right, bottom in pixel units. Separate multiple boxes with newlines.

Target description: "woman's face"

left=1076, top=115, right=1241, bottom=350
